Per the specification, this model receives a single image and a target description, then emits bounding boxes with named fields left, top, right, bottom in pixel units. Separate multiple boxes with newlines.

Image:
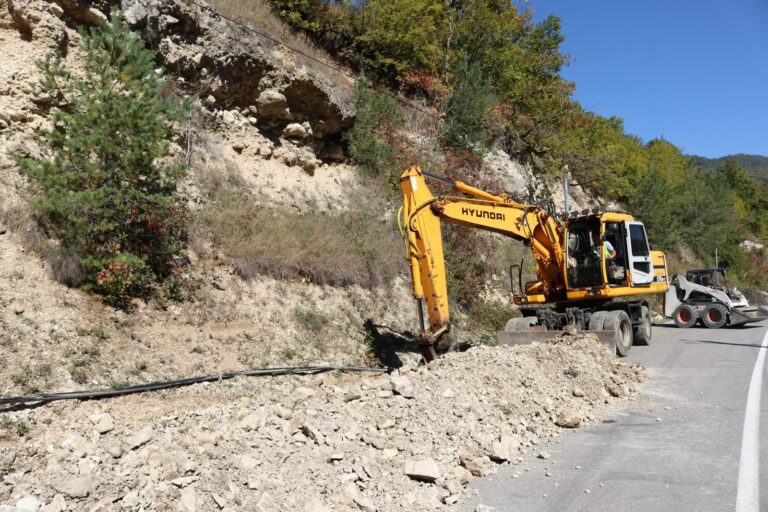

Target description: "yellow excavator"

left=400, top=166, right=669, bottom=361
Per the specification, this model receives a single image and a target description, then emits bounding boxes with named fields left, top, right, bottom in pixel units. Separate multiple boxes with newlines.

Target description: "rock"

left=127, top=426, right=154, bottom=449
left=404, top=459, right=440, bottom=482
left=555, top=409, right=582, bottom=428
left=460, top=455, right=491, bottom=477
left=490, top=435, right=521, bottom=462
left=538, top=451, right=551, bottom=460
left=451, top=466, right=472, bottom=485
left=106, top=443, right=123, bottom=458
left=121, top=0, right=148, bottom=26
left=52, top=476, right=91, bottom=498
left=282, top=122, right=307, bottom=139
left=390, top=376, right=415, bottom=398
left=89, top=413, right=114, bottom=434
left=9, top=141, right=42, bottom=160
left=49, top=4, right=64, bottom=17
left=301, top=424, right=326, bottom=446
left=179, top=487, right=197, bottom=512
left=121, top=491, right=140, bottom=509
left=16, top=496, right=43, bottom=511
left=171, top=476, right=200, bottom=487
left=205, top=94, right=216, bottom=106
left=42, top=494, right=66, bottom=512
left=85, top=7, right=107, bottom=26
left=352, top=495, right=377, bottom=512
left=211, top=493, right=226, bottom=509
left=572, top=387, right=586, bottom=398
left=257, top=90, right=291, bottom=121
left=61, top=433, right=87, bottom=455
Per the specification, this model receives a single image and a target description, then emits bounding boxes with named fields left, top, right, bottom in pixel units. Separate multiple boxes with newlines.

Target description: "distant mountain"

left=691, top=154, right=768, bottom=181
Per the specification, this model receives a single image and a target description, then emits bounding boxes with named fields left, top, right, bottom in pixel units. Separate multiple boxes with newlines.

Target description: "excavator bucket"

left=497, top=329, right=617, bottom=353
left=729, top=307, right=768, bottom=327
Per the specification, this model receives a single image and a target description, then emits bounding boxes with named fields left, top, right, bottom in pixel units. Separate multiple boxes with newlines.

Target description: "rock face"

left=86, top=0, right=355, bottom=142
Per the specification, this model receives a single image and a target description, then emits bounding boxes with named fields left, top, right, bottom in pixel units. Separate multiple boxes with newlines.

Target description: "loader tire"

left=504, top=317, right=538, bottom=332
left=633, top=306, right=652, bottom=346
left=604, top=310, right=633, bottom=357
left=588, top=310, right=608, bottom=331
left=673, top=304, right=697, bottom=329
left=702, top=303, right=728, bottom=329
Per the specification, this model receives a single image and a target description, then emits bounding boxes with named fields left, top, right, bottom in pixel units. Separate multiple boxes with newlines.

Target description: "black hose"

left=0, top=365, right=390, bottom=407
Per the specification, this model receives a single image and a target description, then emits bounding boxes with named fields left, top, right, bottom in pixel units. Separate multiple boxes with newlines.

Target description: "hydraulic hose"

left=0, top=365, right=390, bottom=407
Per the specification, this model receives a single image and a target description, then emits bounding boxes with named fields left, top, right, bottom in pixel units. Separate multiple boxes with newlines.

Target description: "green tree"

left=441, top=54, right=495, bottom=154
left=16, top=10, right=188, bottom=306
left=353, top=0, right=448, bottom=82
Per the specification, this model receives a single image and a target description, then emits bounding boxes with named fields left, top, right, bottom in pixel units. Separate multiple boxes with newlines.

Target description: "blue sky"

left=531, top=0, right=768, bottom=158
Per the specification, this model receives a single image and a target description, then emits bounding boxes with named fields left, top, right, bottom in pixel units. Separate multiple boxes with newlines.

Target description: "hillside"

left=0, top=0, right=636, bottom=510
left=691, top=153, right=768, bottom=181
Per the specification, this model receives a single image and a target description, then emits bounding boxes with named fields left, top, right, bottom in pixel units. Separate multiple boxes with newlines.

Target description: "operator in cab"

left=592, top=230, right=616, bottom=261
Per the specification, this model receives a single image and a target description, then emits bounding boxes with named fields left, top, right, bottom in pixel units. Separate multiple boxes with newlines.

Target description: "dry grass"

left=206, top=0, right=355, bottom=93
left=194, top=187, right=404, bottom=287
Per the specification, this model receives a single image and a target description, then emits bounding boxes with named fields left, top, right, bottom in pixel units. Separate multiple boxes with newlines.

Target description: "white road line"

left=736, top=326, right=768, bottom=512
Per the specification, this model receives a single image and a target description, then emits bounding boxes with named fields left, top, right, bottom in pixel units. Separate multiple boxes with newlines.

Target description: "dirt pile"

left=0, top=334, right=644, bottom=511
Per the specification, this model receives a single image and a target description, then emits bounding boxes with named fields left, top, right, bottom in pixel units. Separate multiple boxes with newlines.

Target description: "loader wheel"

left=504, top=317, right=538, bottom=332
left=673, top=304, right=697, bottom=329
left=588, top=311, right=608, bottom=331
left=604, top=310, right=633, bottom=357
left=702, top=303, right=728, bottom=329
left=633, top=306, right=652, bottom=346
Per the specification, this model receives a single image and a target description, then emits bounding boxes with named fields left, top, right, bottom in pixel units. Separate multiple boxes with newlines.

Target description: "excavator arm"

left=400, top=166, right=566, bottom=359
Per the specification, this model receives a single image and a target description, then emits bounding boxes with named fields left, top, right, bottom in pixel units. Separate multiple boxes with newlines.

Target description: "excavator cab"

left=562, top=213, right=665, bottom=301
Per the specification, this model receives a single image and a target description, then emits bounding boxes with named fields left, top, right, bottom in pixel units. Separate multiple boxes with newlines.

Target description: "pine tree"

left=16, top=10, right=188, bottom=306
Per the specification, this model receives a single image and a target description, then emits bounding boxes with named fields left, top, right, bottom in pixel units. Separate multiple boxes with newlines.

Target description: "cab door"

left=625, top=222, right=653, bottom=284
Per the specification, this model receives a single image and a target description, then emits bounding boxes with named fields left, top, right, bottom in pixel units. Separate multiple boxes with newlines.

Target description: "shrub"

left=345, top=82, right=403, bottom=177
left=15, top=10, right=188, bottom=307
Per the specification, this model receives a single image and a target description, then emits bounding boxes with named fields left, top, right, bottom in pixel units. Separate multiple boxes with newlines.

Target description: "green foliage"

left=353, top=0, right=447, bottom=81
left=15, top=11, right=188, bottom=307
left=692, top=154, right=768, bottom=182
left=441, top=55, right=495, bottom=154
left=345, top=82, right=403, bottom=176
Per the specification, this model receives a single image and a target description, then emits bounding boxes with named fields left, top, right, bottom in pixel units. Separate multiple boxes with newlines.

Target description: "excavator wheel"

left=672, top=304, right=698, bottom=329
left=633, top=306, right=652, bottom=346
left=702, top=303, right=728, bottom=329
left=504, top=317, right=538, bottom=332
left=604, top=310, right=633, bottom=357
left=588, top=311, right=609, bottom=331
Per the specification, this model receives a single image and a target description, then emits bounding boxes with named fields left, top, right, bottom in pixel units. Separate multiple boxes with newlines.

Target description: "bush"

left=15, top=10, right=188, bottom=307
left=345, top=82, right=403, bottom=177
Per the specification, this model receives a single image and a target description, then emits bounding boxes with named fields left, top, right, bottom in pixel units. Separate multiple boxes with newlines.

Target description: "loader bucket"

left=729, top=308, right=768, bottom=327
left=497, top=329, right=616, bottom=353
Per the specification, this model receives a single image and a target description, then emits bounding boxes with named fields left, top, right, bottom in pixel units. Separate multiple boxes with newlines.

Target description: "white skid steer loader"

left=664, top=268, right=767, bottom=328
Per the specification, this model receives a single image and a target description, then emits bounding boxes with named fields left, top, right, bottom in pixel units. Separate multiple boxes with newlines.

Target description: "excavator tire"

left=504, top=317, right=538, bottom=332
left=588, top=311, right=609, bottom=331
left=604, top=310, right=633, bottom=357
left=673, top=304, right=698, bottom=329
left=633, top=306, right=652, bottom=346
left=702, top=303, right=728, bottom=329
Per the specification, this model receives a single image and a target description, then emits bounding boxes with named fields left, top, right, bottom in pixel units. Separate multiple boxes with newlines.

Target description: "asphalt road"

left=462, top=318, right=768, bottom=512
